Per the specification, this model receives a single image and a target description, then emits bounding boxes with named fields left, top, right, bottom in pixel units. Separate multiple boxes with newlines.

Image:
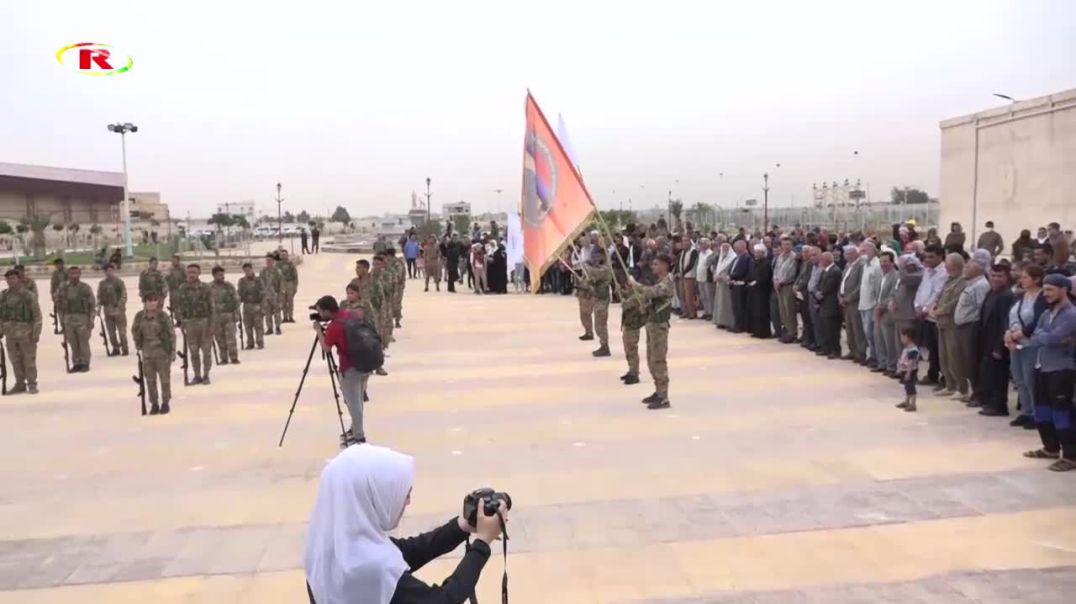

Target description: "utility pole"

left=107, top=122, right=138, bottom=257
left=762, top=172, right=770, bottom=233
left=425, top=177, right=432, bottom=227
left=276, top=183, right=283, bottom=245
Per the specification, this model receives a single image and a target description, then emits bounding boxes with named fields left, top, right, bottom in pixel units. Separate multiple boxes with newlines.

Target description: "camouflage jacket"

left=174, top=281, right=215, bottom=321
left=97, top=276, right=128, bottom=311
left=50, top=269, right=67, bottom=301
left=237, top=275, right=265, bottom=304
left=210, top=280, right=240, bottom=314
left=131, top=310, right=175, bottom=357
left=278, top=259, right=299, bottom=284
left=348, top=275, right=379, bottom=318
left=372, top=270, right=392, bottom=308
left=60, top=281, right=96, bottom=316
left=166, top=265, right=186, bottom=296
left=23, top=277, right=38, bottom=297
left=584, top=265, right=613, bottom=303
left=0, top=288, right=43, bottom=340
left=260, top=266, right=283, bottom=295
left=393, top=257, right=407, bottom=286
left=139, top=269, right=167, bottom=300
left=620, top=288, right=648, bottom=330
left=634, top=274, right=674, bottom=324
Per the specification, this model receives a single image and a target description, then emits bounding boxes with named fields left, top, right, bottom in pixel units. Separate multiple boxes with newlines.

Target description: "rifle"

left=179, top=327, right=189, bottom=386
left=211, top=338, right=222, bottom=365
left=237, top=313, right=245, bottom=349
left=0, top=340, right=7, bottom=395
left=133, top=351, right=146, bottom=415
left=50, top=306, right=61, bottom=335
left=97, top=307, right=115, bottom=356
left=61, top=324, right=72, bottom=373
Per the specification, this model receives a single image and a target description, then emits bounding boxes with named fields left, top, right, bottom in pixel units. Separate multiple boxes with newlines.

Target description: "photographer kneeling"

left=304, top=445, right=508, bottom=604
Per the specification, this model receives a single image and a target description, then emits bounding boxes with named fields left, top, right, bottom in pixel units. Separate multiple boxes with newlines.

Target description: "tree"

left=669, top=200, right=684, bottom=231
left=297, top=210, right=311, bottom=223
left=451, top=215, right=471, bottom=237
left=688, top=202, right=715, bottom=231
left=282, top=211, right=296, bottom=223
left=207, top=212, right=235, bottom=231
left=330, top=206, right=351, bottom=224
left=0, top=221, right=11, bottom=235
left=231, top=214, right=250, bottom=229
left=20, top=215, right=50, bottom=258
left=596, top=209, right=638, bottom=232
left=890, top=187, right=930, bottom=205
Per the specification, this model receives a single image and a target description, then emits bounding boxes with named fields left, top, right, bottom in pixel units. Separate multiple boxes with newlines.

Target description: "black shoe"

left=623, top=374, right=640, bottom=385
left=965, top=400, right=982, bottom=408
left=394, top=319, right=402, bottom=328
left=814, top=350, right=828, bottom=356
left=866, top=359, right=878, bottom=369
left=160, top=402, right=170, bottom=414
left=363, top=391, right=370, bottom=402
left=1010, top=415, right=1031, bottom=427
left=642, top=392, right=659, bottom=404
left=1023, top=422, right=1038, bottom=430
left=620, top=372, right=632, bottom=381
left=275, top=328, right=282, bottom=335
left=244, top=344, right=254, bottom=350
left=578, top=333, right=594, bottom=341
left=256, top=343, right=265, bottom=349
left=219, top=359, right=229, bottom=365
left=202, top=375, right=211, bottom=385
left=827, top=354, right=841, bottom=360
left=592, top=346, right=611, bottom=357
left=870, top=366, right=886, bottom=373
left=121, top=349, right=129, bottom=356
left=264, top=329, right=272, bottom=335
left=190, top=376, right=202, bottom=385
left=647, top=398, right=671, bottom=410
left=979, top=408, right=1008, bottom=417
left=231, top=359, right=240, bottom=365
left=149, top=403, right=160, bottom=415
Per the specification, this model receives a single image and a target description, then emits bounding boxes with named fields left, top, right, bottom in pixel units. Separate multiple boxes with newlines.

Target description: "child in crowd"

left=896, top=327, right=921, bottom=412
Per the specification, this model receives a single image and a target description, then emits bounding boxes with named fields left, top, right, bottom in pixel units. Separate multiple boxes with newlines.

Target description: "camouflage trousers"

left=182, top=318, right=213, bottom=378
left=4, top=329, right=38, bottom=386
left=214, top=312, right=239, bottom=362
left=141, top=348, right=172, bottom=404
left=622, top=326, right=641, bottom=375
left=263, top=294, right=281, bottom=332
left=378, top=305, right=393, bottom=349
left=282, top=282, right=298, bottom=321
left=242, top=303, right=264, bottom=348
left=578, top=295, right=594, bottom=336
left=645, top=321, right=670, bottom=397
left=392, top=284, right=403, bottom=320
left=593, top=299, right=610, bottom=347
left=63, top=314, right=93, bottom=367
left=104, top=308, right=128, bottom=353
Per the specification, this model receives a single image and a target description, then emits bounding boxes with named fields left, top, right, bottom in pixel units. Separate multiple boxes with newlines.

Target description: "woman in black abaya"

left=488, top=243, right=509, bottom=294
left=746, top=243, right=773, bottom=338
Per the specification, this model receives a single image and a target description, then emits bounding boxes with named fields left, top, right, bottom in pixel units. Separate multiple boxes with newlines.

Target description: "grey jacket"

left=840, top=258, right=865, bottom=305
left=891, top=270, right=923, bottom=322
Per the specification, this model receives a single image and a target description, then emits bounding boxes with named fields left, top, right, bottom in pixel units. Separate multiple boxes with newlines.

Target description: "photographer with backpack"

left=313, top=295, right=383, bottom=446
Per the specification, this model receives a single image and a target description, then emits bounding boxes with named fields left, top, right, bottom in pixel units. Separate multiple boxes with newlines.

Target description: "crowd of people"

left=558, top=218, right=1076, bottom=470
left=373, top=229, right=517, bottom=295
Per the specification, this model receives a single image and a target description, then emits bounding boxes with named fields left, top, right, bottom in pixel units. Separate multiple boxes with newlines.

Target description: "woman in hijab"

left=1012, top=229, right=1035, bottom=263
left=304, top=445, right=507, bottom=604
left=487, top=243, right=509, bottom=294
left=745, top=243, right=773, bottom=338
left=711, top=242, right=736, bottom=329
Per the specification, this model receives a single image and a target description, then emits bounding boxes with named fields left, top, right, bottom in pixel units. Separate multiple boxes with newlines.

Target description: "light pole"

left=762, top=172, right=770, bottom=233
left=107, top=122, right=138, bottom=257
left=276, top=183, right=283, bottom=245
left=425, top=177, right=432, bottom=227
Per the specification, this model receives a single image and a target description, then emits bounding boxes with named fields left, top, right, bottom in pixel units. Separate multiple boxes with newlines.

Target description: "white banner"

left=506, top=210, right=524, bottom=272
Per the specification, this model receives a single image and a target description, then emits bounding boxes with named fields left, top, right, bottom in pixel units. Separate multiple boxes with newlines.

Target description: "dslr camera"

left=463, top=488, right=512, bottom=527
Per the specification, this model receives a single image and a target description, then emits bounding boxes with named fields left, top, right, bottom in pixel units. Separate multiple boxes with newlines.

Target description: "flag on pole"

left=521, top=92, right=596, bottom=291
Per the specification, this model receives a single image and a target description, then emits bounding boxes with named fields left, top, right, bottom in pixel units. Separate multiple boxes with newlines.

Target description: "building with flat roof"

left=939, top=87, right=1076, bottom=248
left=0, top=162, right=123, bottom=225
left=130, top=192, right=170, bottom=222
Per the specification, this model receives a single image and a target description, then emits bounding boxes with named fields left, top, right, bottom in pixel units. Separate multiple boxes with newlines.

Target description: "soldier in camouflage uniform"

left=0, top=269, right=43, bottom=394
left=97, top=263, right=129, bottom=355
left=50, top=258, right=67, bottom=328
left=14, top=265, right=38, bottom=297
left=131, top=292, right=176, bottom=414
left=237, top=263, right=265, bottom=349
left=174, top=264, right=216, bottom=385
left=260, top=253, right=284, bottom=335
left=581, top=252, right=614, bottom=357
left=629, top=255, right=675, bottom=409
left=385, top=247, right=406, bottom=328
left=139, top=257, right=168, bottom=302
left=165, top=255, right=186, bottom=320
left=423, top=235, right=442, bottom=292
left=619, top=281, right=648, bottom=386
left=369, top=255, right=390, bottom=375
left=575, top=250, right=596, bottom=342
left=347, top=259, right=377, bottom=322
left=60, top=266, right=96, bottom=372
left=277, top=249, right=299, bottom=323
left=210, top=266, right=241, bottom=364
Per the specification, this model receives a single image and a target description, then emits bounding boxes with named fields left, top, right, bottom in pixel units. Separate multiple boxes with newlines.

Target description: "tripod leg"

left=325, top=354, right=348, bottom=441
left=277, top=335, right=321, bottom=447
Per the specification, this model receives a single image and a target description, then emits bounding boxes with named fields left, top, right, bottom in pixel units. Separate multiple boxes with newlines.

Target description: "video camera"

left=463, top=488, right=512, bottom=527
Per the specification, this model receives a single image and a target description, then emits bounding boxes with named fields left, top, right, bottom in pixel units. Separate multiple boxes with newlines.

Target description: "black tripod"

left=278, top=332, right=348, bottom=447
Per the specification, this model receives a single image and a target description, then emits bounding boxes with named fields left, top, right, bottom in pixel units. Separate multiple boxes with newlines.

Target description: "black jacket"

left=818, top=265, right=842, bottom=318
left=308, top=518, right=491, bottom=604
left=679, top=248, right=699, bottom=277
left=980, top=288, right=1015, bottom=360
left=729, top=254, right=752, bottom=284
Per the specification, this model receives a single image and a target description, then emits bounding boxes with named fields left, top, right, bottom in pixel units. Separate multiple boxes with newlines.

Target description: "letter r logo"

left=80, top=48, right=113, bottom=70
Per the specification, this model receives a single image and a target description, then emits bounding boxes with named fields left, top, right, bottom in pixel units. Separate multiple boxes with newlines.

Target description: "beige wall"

left=0, top=190, right=118, bottom=224
left=939, top=88, right=1076, bottom=254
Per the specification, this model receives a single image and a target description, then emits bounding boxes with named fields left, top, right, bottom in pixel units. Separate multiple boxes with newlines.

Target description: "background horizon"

left=2, top=0, right=1074, bottom=219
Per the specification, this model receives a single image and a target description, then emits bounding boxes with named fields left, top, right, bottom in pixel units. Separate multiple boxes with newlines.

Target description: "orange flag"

left=521, top=92, right=596, bottom=291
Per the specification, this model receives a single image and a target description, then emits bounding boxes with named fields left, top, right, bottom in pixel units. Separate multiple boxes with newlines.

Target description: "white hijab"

left=304, top=445, right=415, bottom=604
left=714, top=244, right=736, bottom=279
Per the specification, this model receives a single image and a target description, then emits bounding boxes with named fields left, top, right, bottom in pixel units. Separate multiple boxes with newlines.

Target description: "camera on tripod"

left=463, top=488, right=512, bottom=526
left=309, top=303, right=326, bottom=322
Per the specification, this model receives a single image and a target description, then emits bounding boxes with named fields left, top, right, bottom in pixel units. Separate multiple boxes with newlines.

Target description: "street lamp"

left=107, top=122, right=138, bottom=257
left=275, top=183, right=283, bottom=245
left=425, top=177, right=432, bottom=226
left=763, top=173, right=770, bottom=233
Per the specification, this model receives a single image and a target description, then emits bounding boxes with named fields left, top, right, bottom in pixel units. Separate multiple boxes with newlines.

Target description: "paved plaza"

left=1, top=252, right=1075, bottom=603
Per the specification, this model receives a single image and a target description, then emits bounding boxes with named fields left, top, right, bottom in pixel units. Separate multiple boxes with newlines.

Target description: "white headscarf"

left=304, top=445, right=415, bottom=604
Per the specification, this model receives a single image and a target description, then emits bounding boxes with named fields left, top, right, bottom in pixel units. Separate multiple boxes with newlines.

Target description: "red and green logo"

left=57, top=42, right=133, bottom=76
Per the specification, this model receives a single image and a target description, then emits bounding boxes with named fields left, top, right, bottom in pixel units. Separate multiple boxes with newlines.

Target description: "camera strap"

left=466, top=511, right=509, bottom=604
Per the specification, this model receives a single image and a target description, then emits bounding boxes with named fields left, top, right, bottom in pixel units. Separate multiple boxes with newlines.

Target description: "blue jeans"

left=860, top=309, right=877, bottom=362
left=1010, top=347, right=1036, bottom=418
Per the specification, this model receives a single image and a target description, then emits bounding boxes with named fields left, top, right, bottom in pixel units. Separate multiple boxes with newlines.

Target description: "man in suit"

left=794, top=245, right=819, bottom=350
left=815, top=251, right=843, bottom=358
left=679, top=238, right=700, bottom=318
left=839, top=246, right=866, bottom=362
left=728, top=240, right=752, bottom=333
left=977, top=263, right=1015, bottom=416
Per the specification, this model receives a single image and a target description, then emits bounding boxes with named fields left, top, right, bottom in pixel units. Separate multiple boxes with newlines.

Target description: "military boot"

left=592, top=346, right=611, bottom=357
left=8, top=382, right=26, bottom=394
left=578, top=333, right=594, bottom=341
left=149, top=402, right=160, bottom=415
left=623, top=374, right=640, bottom=385
left=642, top=392, right=659, bottom=404
left=647, top=397, right=671, bottom=410
left=27, top=383, right=38, bottom=394
left=160, top=401, right=171, bottom=414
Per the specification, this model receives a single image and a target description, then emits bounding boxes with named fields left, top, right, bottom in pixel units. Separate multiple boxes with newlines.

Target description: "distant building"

left=217, top=201, right=255, bottom=224
left=0, top=162, right=122, bottom=225
left=130, top=192, right=170, bottom=222
left=442, top=201, right=471, bottom=219
left=940, top=87, right=1076, bottom=246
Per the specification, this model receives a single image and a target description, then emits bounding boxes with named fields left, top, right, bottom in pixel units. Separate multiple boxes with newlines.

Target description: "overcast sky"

left=2, top=0, right=1073, bottom=219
